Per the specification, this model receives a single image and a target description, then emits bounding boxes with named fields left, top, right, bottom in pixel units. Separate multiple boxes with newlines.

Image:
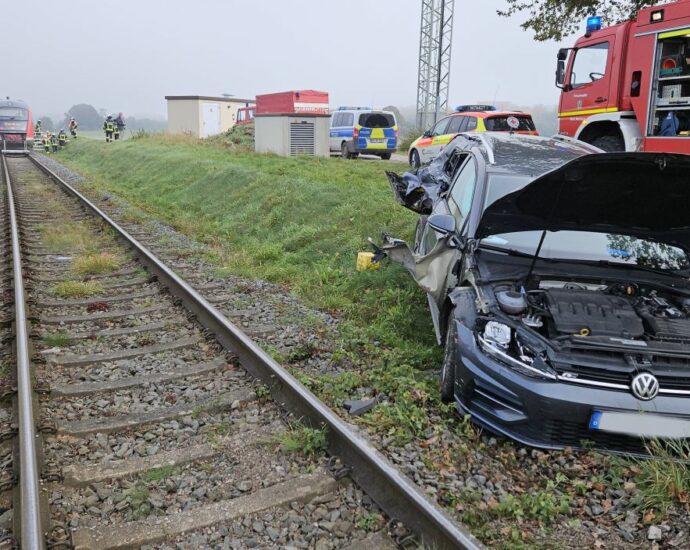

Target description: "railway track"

left=0, top=152, right=480, bottom=550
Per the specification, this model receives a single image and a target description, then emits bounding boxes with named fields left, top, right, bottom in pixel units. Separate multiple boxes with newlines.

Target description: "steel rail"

left=2, top=154, right=45, bottom=549
left=29, top=155, right=483, bottom=550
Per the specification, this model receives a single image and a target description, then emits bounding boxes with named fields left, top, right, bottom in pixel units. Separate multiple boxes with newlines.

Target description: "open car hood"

left=476, top=153, right=690, bottom=251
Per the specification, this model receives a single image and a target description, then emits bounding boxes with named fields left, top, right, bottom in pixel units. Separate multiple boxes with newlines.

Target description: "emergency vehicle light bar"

left=336, top=106, right=373, bottom=111
left=586, top=16, right=602, bottom=33
left=455, top=105, right=496, bottom=113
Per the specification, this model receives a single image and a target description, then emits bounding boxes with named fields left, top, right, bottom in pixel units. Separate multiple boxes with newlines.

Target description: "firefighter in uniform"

left=34, top=120, right=42, bottom=136
left=103, top=116, right=115, bottom=142
left=58, top=129, right=68, bottom=147
left=113, top=123, right=120, bottom=141
left=42, top=133, right=51, bottom=154
left=50, top=132, right=59, bottom=153
left=68, top=117, right=78, bottom=139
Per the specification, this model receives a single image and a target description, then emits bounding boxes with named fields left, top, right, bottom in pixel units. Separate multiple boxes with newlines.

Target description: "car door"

left=382, top=154, right=478, bottom=341
left=421, top=117, right=452, bottom=163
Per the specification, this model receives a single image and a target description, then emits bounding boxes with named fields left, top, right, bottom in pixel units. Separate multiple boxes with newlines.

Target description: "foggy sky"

left=6, top=0, right=574, bottom=119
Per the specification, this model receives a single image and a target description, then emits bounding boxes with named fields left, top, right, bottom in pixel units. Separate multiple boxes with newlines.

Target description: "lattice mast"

left=416, top=0, right=455, bottom=130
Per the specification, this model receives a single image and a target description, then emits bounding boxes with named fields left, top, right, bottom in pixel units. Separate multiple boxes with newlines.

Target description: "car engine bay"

left=489, top=281, right=690, bottom=346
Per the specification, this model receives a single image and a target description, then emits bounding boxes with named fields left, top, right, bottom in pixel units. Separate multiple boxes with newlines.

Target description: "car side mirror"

left=428, top=214, right=456, bottom=236
left=423, top=129, right=433, bottom=138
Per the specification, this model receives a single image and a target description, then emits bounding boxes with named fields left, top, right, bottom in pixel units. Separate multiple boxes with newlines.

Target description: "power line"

left=416, top=0, right=455, bottom=130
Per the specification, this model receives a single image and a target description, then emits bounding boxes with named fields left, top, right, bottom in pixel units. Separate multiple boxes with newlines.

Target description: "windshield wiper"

left=478, top=243, right=537, bottom=259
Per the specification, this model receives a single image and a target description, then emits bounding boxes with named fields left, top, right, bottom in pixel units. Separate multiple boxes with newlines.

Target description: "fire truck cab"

left=557, top=0, right=690, bottom=153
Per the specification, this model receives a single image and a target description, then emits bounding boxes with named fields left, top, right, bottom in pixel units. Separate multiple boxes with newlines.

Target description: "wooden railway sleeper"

left=42, top=460, right=63, bottom=483
left=46, top=523, right=73, bottom=549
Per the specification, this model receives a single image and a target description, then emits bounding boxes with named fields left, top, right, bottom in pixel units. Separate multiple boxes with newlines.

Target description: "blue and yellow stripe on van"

left=356, top=125, right=398, bottom=150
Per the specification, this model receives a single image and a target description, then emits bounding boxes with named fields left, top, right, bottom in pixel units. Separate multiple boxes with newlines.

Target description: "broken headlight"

left=478, top=321, right=557, bottom=380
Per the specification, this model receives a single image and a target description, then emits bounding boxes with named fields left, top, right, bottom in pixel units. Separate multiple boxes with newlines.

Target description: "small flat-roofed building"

left=165, top=95, right=255, bottom=138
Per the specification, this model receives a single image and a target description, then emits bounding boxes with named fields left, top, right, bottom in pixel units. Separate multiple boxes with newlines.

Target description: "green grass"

left=72, top=252, right=122, bottom=275
left=277, top=422, right=328, bottom=457
left=42, top=332, right=72, bottom=347
left=634, top=439, right=690, bottom=514
left=57, top=135, right=438, bottom=368
left=142, top=465, right=176, bottom=482
left=50, top=280, right=104, bottom=298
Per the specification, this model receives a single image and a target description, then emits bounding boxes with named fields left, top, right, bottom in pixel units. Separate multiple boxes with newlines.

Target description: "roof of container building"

left=165, top=95, right=255, bottom=103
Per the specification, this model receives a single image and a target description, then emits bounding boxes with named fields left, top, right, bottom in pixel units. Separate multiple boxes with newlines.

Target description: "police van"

left=329, top=107, right=398, bottom=160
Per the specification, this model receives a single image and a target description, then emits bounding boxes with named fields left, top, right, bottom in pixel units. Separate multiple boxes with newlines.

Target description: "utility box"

left=165, top=95, right=256, bottom=138
left=255, top=114, right=331, bottom=157
left=256, top=90, right=329, bottom=115
left=254, top=90, right=330, bottom=157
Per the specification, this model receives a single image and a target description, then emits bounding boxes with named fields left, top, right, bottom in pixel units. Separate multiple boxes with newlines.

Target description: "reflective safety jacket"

left=103, top=120, right=114, bottom=132
left=58, top=132, right=67, bottom=143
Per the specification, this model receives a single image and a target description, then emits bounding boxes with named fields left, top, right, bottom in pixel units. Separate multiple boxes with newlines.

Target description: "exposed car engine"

left=491, top=282, right=690, bottom=344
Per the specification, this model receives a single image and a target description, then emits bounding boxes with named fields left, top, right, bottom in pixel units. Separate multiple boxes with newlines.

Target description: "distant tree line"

left=36, top=104, right=166, bottom=133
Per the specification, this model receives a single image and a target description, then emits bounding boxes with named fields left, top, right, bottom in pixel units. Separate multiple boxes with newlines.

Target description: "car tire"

left=440, top=311, right=457, bottom=403
left=380, top=152, right=392, bottom=160
left=410, top=149, right=421, bottom=168
left=341, top=142, right=350, bottom=159
left=591, top=134, right=625, bottom=152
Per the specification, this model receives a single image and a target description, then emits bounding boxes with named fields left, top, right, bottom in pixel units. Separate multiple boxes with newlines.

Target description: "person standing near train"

left=68, top=117, right=78, bottom=139
left=103, top=115, right=115, bottom=142
left=114, top=112, right=126, bottom=139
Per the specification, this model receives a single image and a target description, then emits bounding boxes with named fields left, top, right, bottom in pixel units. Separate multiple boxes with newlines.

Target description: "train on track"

left=0, top=98, right=33, bottom=153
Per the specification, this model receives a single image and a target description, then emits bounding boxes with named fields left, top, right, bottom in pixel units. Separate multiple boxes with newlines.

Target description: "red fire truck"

left=556, top=0, right=690, bottom=152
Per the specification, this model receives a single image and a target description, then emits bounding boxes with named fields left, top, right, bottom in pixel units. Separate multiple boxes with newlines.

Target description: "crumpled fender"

left=379, top=234, right=459, bottom=304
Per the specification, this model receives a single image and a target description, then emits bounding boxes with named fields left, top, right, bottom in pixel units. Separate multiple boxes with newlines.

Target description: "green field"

left=57, top=134, right=443, bottom=403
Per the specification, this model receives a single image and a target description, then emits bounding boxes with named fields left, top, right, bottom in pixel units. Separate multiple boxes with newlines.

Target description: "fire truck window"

left=570, top=42, right=609, bottom=88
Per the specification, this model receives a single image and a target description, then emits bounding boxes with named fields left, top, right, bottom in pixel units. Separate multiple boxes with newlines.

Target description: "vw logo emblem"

left=631, top=372, right=660, bottom=401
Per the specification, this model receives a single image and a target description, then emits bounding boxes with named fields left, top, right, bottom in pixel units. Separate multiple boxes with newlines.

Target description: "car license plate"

left=589, top=410, right=690, bottom=439
left=369, top=139, right=385, bottom=144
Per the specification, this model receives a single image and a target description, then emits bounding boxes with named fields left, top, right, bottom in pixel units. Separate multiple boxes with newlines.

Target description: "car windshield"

left=0, top=107, right=28, bottom=120
left=359, top=113, right=395, bottom=128
left=480, top=174, right=690, bottom=272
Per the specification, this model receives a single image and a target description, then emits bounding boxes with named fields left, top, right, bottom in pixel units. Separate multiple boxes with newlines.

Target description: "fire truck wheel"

left=591, top=134, right=624, bottom=152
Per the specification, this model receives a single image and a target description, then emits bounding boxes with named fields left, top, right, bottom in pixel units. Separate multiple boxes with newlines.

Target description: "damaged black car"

left=380, top=132, right=690, bottom=451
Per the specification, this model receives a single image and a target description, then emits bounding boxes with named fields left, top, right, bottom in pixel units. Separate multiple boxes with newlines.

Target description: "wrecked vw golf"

left=381, top=132, right=690, bottom=451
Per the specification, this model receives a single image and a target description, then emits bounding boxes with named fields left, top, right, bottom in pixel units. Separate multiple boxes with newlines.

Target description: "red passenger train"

left=0, top=98, right=34, bottom=152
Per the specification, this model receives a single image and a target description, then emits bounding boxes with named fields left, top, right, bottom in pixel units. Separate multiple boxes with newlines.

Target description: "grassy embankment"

left=54, top=133, right=690, bottom=546
left=57, top=133, right=447, bottom=443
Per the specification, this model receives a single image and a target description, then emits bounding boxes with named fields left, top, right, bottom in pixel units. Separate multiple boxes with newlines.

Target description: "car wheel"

left=440, top=311, right=457, bottom=403
left=590, top=134, right=625, bottom=152
left=341, top=142, right=350, bottom=159
left=380, top=152, right=392, bottom=160
left=410, top=149, right=421, bottom=168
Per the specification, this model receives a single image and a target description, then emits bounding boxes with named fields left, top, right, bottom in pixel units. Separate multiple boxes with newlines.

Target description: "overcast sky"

left=6, top=0, right=577, bottom=119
